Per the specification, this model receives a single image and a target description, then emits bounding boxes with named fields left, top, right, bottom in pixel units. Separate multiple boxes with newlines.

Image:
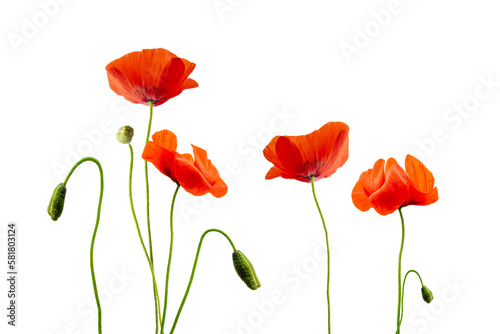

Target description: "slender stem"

left=396, top=207, right=405, bottom=334
left=398, top=269, right=424, bottom=327
left=145, top=100, right=159, bottom=333
left=146, top=100, right=154, bottom=263
left=160, top=183, right=181, bottom=333
left=63, top=157, right=104, bottom=334
left=310, top=176, right=331, bottom=334
left=169, top=229, right=237, bottom=334
left=127, top=144, right=163, bottom=330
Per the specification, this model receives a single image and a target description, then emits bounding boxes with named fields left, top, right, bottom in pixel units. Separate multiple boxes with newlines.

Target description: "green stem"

left=127, top=144, right=163, bottom=331
left=398, top=269, right=424, bottom=327
left=146, top=100, right=154, bottom=263
left=310, top=176, right=331, bottom=334
left=145, top=100, right=159, bottom=333
left=169, top=229, right=237, bottom=334
left=63, top=157, right=104, bottom=334
left=396, top=207, right=405, bottom=334
left=160, top=183, right=181, bottom=334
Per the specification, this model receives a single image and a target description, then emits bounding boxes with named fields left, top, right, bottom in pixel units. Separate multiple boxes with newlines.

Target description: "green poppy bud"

left=116, top=125, right=134, bottom=144
left=421, top=285, right=433, bottom=303
left=232, top=250, right=261, bottom=290
left=47, top=183, right=67, bottom=221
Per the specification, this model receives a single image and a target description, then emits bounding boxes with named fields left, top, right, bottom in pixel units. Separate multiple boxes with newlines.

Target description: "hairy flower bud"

left=421, top=285, right=433, bottom=303
left=47, top=183, right=67, bottom=221
left=116, top=125, right=134, bottom=144
left=232, top=250, right=261, bottom=290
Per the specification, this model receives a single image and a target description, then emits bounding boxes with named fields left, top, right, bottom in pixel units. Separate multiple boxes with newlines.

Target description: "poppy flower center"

left=301, top=159, right=324, bottom=180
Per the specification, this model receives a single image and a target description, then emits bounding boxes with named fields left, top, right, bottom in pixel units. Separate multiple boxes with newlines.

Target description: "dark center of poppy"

left=300, top=159, right=324, bottom=180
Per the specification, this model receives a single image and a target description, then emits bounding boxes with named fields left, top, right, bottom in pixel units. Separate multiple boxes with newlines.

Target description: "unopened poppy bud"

left=47, top=183, right=66, bottom=221
left=421, top=285, right=433, bottom=303
left=116, top=125, right=134, bottom=144
left=232, top=250, right=261, bottom=290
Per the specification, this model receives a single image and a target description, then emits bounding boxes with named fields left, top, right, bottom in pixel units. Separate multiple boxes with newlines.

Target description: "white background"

left=1, top=0, right=500, bottom=333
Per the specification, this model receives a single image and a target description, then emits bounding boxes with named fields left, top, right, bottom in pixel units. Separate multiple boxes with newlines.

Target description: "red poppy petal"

left=142, top=141, right=162, bottom=166
left=208, top=176, right=228, bottom=198
left=192, top=144, right=220, bottom=185
left=182, top=153, right=194, bottom=164
left=179, top=59, right=196, bottom=85
left=159, top=58, right=186, bottom=91
left=106, top=52, right=141, bottom=87
left=405, top=155, right=435, bottom=193
left=359, top=159, right=386, bottom=195
left=385, top=158, right=399, bottom=175
left=265, top=166, right=284, bottom=180
left=142, top=141, right=177, bottom=182
left=180, top=78, right=199, bottom=90
left=264, top=135, right=305, bottom=180
left=109, top=49, right=176, bottom=97
left=407, top=184, right=439, bottom=206
left=275, top=136, right=304, bottom=175
left=106, top=68, right=148, bottom=105
left=403, top=155, right=439, bottom=206
left=370, top=164, right=409, bottom=215
left=152, top=59, right=195, bottom=104
left=152, top=130, right=177, bottom=150
left=352, top=179, right=371, bottom=212
left=263, top=136, right=280, bottom=165
left=173, top=155, right=211, bottom=196
left=141, top=49, right=177, bottom=90
left=162, top=61, right=198, bottom=99
left=328, top=127, right=349, bottom=171
left=313, top=122, right=350, bottom=178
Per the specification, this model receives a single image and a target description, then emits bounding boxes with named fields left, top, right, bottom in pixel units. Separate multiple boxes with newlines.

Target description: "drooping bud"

left=47, top=183, right=67, bottom=221
left=116, top=125, right=134, bottom=144
left=421, top=285, right=433, bottom=303
left=232, top=250, right=261, bottom=290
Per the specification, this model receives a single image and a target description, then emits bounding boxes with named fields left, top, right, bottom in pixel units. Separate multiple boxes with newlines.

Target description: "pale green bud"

left=116, top=125, right=134, bottom=144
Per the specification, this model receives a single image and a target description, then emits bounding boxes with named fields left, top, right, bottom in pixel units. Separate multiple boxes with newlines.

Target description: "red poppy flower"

left=352, top=155, right=438, bottom=215
left=142, top=130, right=227, bottom=198
left=105, top=48, right=198, bottom=106
left=263, top=122, right=349, bottom=182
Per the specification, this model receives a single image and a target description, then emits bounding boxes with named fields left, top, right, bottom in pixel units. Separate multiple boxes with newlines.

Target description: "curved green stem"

left=310, top=176, right=331, bottom=334
left=169, top=229, right=237, bottom=334
left=398, top=269, right=424, bottom=327
left=396, top=207, right=405, bottom=334
left=127, top=144, right=163, bottom=331
left=63, top=157, right=104, bottom=334
left=160, top=183, right=181, bottom=333
left=145, top=100, right=159, bottom=333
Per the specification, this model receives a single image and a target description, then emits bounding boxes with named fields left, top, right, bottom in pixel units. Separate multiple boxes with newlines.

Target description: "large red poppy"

left=263, top=122, right=349, bottom=182
left=352, top=155, right=438, bottom=215
left=105, top=48, right=198, bottom=107
left=142, top=130, right=227, bottom=198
